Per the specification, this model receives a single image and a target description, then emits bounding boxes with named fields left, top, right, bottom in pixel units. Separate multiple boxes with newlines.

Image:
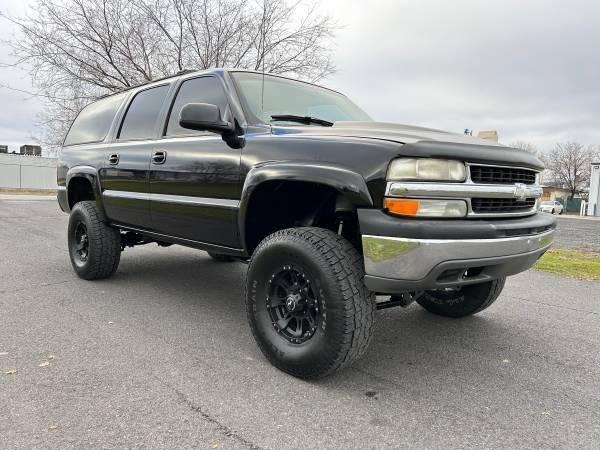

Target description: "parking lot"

left=1, top=197, right=600, bottom=448
left=553, top=215, right=600, bottom=251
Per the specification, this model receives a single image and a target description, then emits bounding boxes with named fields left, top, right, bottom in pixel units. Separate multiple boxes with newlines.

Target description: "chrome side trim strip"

left=150, top=193, right=240, bottom=208
left=103, top=190, right=240, bottom=209
left=103, top=190, right=149, bottom=201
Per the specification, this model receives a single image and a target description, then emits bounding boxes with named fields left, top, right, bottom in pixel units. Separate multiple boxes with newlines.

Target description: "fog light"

left=384, top=198, right=467, bottom=218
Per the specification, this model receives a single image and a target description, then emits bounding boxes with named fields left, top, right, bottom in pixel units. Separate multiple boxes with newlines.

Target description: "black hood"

left=271, top=121, right=544, bottom=171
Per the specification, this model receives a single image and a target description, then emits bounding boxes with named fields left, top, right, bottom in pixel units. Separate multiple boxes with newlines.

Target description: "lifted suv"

left=57, top=69, right=556, bottom=378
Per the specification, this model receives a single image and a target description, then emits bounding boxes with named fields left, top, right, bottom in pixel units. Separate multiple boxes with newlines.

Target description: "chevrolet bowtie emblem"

left=513, top=183, right=527, bottom=202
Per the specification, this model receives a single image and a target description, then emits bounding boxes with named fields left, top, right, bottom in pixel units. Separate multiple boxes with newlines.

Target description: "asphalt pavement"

left=554, top=215, right=600, bottom=251
left=1, top=198, right=600, bottom=449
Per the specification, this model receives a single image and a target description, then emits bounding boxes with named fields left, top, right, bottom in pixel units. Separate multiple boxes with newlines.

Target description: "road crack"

left=157, top=378, right=265, bottom=450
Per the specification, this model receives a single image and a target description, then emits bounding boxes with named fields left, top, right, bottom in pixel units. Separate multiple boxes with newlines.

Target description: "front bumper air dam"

left=358, top=210, right=556, bottom=294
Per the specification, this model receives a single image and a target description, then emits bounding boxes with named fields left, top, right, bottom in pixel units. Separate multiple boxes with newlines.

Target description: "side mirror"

left=179, top=103, right=234, bottom=135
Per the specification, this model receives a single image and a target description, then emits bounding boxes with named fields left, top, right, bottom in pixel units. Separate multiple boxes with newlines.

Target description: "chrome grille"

left=470, top=165, right=536, bottom=185
left=471, top=198, right=536, bottom=214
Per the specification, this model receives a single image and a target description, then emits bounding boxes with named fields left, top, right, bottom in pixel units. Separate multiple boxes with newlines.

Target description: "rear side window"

left=118, top=85, right=170, bottom=140
left=165, top=76, right=228, bottom=137
left=64, top=94, right=125, bottom=146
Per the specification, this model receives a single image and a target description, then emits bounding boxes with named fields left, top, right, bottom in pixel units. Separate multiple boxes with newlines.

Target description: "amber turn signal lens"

left=384, top=198, right=468, bottom=218
left=384, top=198, right=420, bottom=216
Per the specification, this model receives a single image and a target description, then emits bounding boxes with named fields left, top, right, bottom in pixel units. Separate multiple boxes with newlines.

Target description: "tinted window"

left=166, top=77, right=228, bottom=136
left=64, top=94, right=125, bottom=146
left=119, top=85, right=169, bottom=140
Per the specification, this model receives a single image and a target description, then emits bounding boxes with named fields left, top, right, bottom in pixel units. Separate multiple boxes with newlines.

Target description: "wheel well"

left=68, top=177, right=95, bottom=208
left=244, top=181, right=361, bottom=254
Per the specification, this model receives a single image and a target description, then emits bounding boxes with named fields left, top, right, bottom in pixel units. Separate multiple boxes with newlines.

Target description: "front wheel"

left=68, top=201, right=121, bottom=280
left=246, top=227, right=376, bottom=378
left=416, top=278, right=505, bottom=318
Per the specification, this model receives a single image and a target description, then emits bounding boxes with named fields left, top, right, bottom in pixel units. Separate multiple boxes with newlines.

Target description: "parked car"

left=539, top=200, right=564, bottom=215
left=57, top=69, right=556, bottom=378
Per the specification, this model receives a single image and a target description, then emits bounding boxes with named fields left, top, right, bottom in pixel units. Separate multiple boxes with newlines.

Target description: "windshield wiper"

left=270, top=114, right=334, bottom=127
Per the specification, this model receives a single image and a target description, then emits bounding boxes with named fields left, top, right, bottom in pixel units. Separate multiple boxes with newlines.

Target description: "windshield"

left=541, top=201, right=554, bottom=206
left=231, top=72, right=372, bottom=125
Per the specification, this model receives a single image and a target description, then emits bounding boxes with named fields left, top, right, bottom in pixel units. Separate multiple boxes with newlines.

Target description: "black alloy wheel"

left=266, top=265, right=320, bottom=344
left=73, top=222, right=89, bottom=263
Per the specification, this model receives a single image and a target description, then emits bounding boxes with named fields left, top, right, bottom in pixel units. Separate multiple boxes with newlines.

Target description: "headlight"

left=384, top=198, right=468, bottom=218
left=387, top=158, right=466, bottom=182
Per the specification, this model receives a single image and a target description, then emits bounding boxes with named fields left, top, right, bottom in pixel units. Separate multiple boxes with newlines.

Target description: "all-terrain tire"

left=207, top=252, right=236, bottom=262
left=416, top=278, right=506, bottom=318
left=246, top=227, right=376, bottom=378
left=68, top=201, right=121, bottom=280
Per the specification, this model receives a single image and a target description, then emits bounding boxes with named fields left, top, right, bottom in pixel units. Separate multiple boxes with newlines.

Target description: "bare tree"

left=2, top=0, right=336, bottom=153
left=540, top=142, right=598, bottom=197
left=510, top=140, right=538, bottom=155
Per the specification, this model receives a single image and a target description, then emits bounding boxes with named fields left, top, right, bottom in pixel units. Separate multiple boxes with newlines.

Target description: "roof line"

left=98, top=69, right=198, bottom=99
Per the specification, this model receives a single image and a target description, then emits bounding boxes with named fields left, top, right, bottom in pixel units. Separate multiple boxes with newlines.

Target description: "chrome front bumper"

left=362, top=229, right=554, bottom=293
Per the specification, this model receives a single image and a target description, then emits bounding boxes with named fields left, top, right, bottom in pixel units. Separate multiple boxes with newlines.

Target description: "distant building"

left=477, top=130, right=499, bottom=142
left=20, top=144, right=42, bottom=156
left=541, top=185, right=572, bottom=201
left=0, top=145, right=8, bottom=154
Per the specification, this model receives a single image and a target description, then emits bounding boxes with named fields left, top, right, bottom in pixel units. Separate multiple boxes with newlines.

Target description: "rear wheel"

left=246, top=227, right=375, bottom=378
left=68, top=201, right=121, bottom=280
left=416, top=278, right=505, bottom=318
left=207, top=252, right=236, bottom=262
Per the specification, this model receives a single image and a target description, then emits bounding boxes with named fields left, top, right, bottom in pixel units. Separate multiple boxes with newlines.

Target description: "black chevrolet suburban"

left=57, top=69, right=556, bottom=378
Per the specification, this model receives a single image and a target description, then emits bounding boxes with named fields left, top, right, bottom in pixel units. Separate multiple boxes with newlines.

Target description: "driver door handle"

left=151, top=150, right=167, bottom=165
left=108, top=153, right=119, bottom=165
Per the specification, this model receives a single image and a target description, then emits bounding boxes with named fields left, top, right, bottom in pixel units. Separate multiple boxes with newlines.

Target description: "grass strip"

left=534, top=249, right=600, bottom=280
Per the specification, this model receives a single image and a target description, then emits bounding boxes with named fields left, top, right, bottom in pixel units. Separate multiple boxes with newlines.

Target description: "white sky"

left=1, top=0, right=599, bottom=153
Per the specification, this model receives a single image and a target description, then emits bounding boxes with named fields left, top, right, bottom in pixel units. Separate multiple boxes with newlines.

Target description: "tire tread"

left=417, top=277, right=505, bottom=318
left=69, top=201, right=120, bottom=280
left=246, top=227, right=375, bottom=378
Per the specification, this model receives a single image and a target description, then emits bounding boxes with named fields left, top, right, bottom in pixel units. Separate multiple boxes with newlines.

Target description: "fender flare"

left=238, top=161, right=373, bottom=252
left=66, top=166, right=106, bottom=214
